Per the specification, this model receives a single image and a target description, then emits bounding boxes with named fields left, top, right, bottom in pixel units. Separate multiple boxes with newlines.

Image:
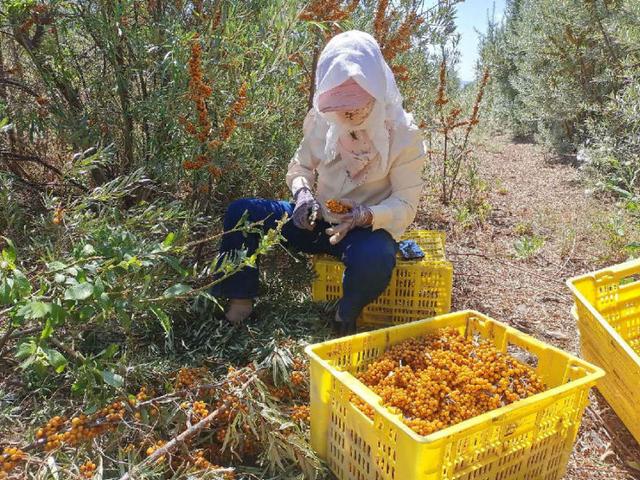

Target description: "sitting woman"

left=211, top=30, right=426, bottom=334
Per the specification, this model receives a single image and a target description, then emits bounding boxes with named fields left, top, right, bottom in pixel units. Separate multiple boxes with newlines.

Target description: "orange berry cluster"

left=214, top=82, right=248, bottom=147
left=373, top=0, right=390, bottom=40
left=435, top=61, right=448, bottom=107
left=0, top=447, right=25, bottom=477
left=181, top=39, right=214, bottom=172
left=131, top=387, right=159, bottom=420
left=269, top=386, right=293, bottom=401
left=467, top=68, right=490, bottom=134
left=79, top=460, right=96, bottom=478
left=354, top=328, right=546, bottom=436
left=123, top=443, right=136, bottom=453
left=291, top=405, right=311, bottom=423
left=52, top=206, right=65, bottom=225
left=381, top=12, right=424, bottom=63
left=175, top=367, right=208, bottom=389
left=136, top=386, right=149, bottom=402
left=36, top=415, right=65, bottom=447
left=326, top=199, right=351, bottom=214
left=146, top=440, right=167, bottom=463
left=192, top=401, right=209, bottom=420
left=181, top=38, right=247, bottom=175
left=298, top=0, right=359, bottom=22
left=191, top=449, right=215, bottom=469
left=37, top=401, right=125, bottom=451
left=190, top=450, right=235, bottom=479
left=290, top=370, right=305, bottom=387
left=372, top=0, right=423, bottom=82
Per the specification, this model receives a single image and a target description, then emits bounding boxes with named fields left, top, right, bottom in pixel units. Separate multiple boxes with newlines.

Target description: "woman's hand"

left=292, top=187, right=321, bottom=231
left=325, top=199, right=373, bottom=244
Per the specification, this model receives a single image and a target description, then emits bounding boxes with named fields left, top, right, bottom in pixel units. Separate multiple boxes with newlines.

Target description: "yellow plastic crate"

left=305, top=310, right=603, bottom=480
left=311, top=230, right=453, bottom=327
left=567, top=259, right=640, bottom=443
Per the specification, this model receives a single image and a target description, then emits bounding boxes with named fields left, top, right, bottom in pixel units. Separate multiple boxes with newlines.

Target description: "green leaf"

left=162, top=255, right=189, bottom=277
left=94, top=277, right=105, bottom=297
left=0, top=279, right=11, bottom=304
left=82, top=244, right=96, bottom=256
left=102, top=370, right=124, bottom=388
left=12, top=270, right=31, bottom=297
left=15, top=340, right=36, bottom=360
left=47, top=261, right=67, bottom=272
left=102, top=343, right=119, bottom=360
left=40, top=317, right=54, bottom=340
left=1, top=236, right=16, bottom=264
left=150, top=306, right=172, bottom=336
left=54, top=273, right=66, bottom=283
left=40, top=302, right=66, bottom=340
left=17, top=301, right=51, bottom=319
left=64, top=283, right=94, bottom=301
left=66, top=267, right=79, bottom=276
left=162, top=283, right=192, bottom=298
left=117, top=256, right=142, bottom=270
left=162, top=232, right=176, bottom=249
left=50, top=302, right=66, bottom=324
left=44, top=348, right=68, bottom=373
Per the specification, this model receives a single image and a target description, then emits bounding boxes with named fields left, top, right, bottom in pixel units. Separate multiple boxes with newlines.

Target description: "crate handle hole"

left=620, top=274, right=640, bottom=286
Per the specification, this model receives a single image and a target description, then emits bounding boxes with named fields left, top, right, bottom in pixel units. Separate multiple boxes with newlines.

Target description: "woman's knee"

left=344, top=236, right=396, bottom=285
left=224, top=198, right=254, bottom=230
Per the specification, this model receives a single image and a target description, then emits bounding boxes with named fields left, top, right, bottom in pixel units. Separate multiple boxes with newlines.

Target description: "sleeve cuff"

left=370, top=204, right=393, bottom=231
left=290, top=176, right=311, bottom=195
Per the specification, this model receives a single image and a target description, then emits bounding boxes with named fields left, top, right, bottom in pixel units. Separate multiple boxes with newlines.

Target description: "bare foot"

left=225, top=298, right=254, bottom=325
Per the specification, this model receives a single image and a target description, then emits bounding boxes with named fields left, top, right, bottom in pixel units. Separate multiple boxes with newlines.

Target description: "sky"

left=446, top=0, right=507, bottom=82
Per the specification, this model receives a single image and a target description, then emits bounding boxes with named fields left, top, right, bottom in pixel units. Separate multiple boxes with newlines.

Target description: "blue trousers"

left=210, top=198, right=398, bottom=324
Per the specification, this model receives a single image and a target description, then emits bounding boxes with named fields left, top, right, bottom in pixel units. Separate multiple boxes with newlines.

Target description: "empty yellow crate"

left=567, top=259, right=640, bottom=443
left=306, top=310, right=603, bottom=480
left=311, top=230, right=452, bottom=327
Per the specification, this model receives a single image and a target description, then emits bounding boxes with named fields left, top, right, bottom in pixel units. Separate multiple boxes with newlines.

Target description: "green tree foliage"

left=479, top=0, right=639, bottom=203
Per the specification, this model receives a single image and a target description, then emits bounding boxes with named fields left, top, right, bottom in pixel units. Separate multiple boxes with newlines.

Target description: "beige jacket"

left=286, top=109, right=426, bottom=240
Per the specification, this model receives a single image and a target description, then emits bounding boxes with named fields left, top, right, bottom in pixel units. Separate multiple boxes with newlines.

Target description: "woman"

left=211, top=30, right=425, bottom=334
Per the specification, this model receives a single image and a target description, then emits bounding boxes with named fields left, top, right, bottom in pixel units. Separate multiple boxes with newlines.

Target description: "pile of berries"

left=354, top=328, right=546, bottom=436
left=326, top=199, right=351, bottom=214
left=0, top=447, right=25, bottom=477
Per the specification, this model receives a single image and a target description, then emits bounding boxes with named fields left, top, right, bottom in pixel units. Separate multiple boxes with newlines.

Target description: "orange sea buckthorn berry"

left=325, top=199, right=351, bottom=214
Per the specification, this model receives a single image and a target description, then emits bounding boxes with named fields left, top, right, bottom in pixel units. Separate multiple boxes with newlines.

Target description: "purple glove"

left=325, top=199, right=373, bottom=245
left=292, top=187, right=321, bottom=231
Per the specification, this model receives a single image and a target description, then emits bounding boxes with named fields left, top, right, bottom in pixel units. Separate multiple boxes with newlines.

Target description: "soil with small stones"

left=415, top=136, right=640, bottom=480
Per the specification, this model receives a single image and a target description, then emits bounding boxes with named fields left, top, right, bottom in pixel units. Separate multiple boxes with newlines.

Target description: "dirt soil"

left=415, top=135, right=640, bottom=480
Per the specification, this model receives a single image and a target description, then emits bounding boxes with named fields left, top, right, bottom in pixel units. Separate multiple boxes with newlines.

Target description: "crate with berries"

left=306, top=310, right=603, bottom=480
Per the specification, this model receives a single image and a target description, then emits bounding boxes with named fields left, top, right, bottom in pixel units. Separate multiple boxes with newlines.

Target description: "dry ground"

left=416, top=135, right=640, bottom=480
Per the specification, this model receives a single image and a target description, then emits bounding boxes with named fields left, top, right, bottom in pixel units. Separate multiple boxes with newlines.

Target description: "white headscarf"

left=312, top=30, right=413, bottom=172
